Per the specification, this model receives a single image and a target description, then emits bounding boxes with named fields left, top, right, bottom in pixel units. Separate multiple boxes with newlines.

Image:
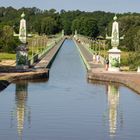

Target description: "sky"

left=0, top=0, right=140, bottom=13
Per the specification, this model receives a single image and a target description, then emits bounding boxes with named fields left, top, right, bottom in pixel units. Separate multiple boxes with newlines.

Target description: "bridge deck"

left=74, top=38, right=140, bottom=94
left=75, top=40, right=104, bottom=71
left=34, top=39, right=64, bottom=69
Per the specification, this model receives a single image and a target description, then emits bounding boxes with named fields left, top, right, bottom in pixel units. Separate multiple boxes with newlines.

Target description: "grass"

left=0, top=53, right=16, bottom=60
left=90, top=48, right=131, bottom=66
left=0, top=33, right=62, bottom=60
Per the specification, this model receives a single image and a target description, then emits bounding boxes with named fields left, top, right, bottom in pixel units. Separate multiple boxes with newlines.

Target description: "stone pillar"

left=106, top=15, right=124, bottom=72
left=74, top=30, right=78, bottom=40
left=62, top=29, right=64, bottom=38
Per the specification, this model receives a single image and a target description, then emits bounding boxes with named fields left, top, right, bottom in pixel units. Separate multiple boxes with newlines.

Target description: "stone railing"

left=28, top=36, right=63, bottom=66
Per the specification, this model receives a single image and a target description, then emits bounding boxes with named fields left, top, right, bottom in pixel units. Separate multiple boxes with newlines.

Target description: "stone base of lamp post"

left=108, top=47, right=121, bottom=72
left=16, top=44, right=29, bottom=70
left=16, top=65, right=29, bottom=70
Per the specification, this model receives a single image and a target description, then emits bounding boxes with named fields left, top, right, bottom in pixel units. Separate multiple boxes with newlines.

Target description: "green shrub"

left=128, top=52, right=140, bottom=70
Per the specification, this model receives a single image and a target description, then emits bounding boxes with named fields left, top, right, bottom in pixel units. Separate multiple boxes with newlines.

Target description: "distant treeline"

left=0, top=6, right=140, bottom=53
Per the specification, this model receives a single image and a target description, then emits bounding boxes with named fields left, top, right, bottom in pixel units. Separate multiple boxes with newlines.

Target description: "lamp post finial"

left=113, top=15, right=117, bottom=21
left=21, top=12, right=25, bottom=18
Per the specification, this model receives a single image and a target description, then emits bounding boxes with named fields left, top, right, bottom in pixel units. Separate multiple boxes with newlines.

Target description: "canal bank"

left=74, top=38, right=140, bottom=94
left=0, top=38, right=65, bottom=91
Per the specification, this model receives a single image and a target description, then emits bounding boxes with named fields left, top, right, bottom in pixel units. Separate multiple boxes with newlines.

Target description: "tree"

left=83, top=17, right=99, bottom=38
left=41, top=17, right=57, bottom=35
left=119, top=15, right=140, bottom=51
left=72, top=16, right=99, bottom=38
left=133, top=28, right=140, bottom=51
left=0, top=25, right=19, bottom=52
left=60, top=10, right=82, bottom=35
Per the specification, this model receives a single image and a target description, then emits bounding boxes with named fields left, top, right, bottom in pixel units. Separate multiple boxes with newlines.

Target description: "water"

left=0, top=39, right=140, bottom=140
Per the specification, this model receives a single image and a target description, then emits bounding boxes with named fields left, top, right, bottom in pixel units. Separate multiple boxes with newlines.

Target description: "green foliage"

left=128, top=52, right=140, bottom=70
left=17, top=55, right=27, bottom=65
left=0, top=7, right=115, bottom=38
left=120, top=56, right=129, bottom=66
left=72, top=17, right=99, bottom=38
left=120, top=51, right=140, bottom=71
left=0, top=53, right=16, bottom=60
left=41, top=17, right=57, bottom=35
left=60, top=10, right=82, bottom=35
left=84, top=17, right=99, bottom=38
left=0, top=25, right=19, bottom=53
left=119, top=15, right=140, bottom=51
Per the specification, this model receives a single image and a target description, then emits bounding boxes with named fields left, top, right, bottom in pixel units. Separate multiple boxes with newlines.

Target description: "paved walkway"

left=75, top=40, right=105, bottom=70
left=34, top=39, right=64, bottom=68
left=74, top=39, right=140, bottom=94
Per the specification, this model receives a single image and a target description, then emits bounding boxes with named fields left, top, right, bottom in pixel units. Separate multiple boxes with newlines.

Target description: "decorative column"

left=106, top=15, right=124, bottom=72
left=14, top=12, right=29, bottom=69
left=74, top=30, right=78, bottom=40
left=62, top=29, right=64, bottom=38
left=19, top=12, right=27, bottom=44
left=16, top=43, right=28, bottom=69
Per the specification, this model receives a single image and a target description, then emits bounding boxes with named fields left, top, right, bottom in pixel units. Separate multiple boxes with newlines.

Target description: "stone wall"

left=88, top=71, right=140, bottom=94
left=0, top=80, right=10, bottom=92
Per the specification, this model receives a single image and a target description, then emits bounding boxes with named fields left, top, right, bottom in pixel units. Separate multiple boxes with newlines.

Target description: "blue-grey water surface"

left=0, top=39, right=140, bottom=140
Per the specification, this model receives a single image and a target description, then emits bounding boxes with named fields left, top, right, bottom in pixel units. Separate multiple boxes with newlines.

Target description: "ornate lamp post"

left=106, top=15, right=124, bottom=72
left=14, top=12, right=29, bottom=69
left=62, top=29, right=64, bottom=38
left=74, top=30, right=78, bottom=40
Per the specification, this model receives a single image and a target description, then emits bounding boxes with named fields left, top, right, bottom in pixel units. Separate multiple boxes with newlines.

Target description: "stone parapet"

left=0, top=68, right=48, bottom=91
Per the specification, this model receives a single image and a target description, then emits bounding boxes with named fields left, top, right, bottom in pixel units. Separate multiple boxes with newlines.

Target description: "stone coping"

left=88, top=70, right=140, bottom=94
left=0, top=68, right=49, bottom=91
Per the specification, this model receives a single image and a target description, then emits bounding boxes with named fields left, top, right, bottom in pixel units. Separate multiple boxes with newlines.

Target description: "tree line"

left=0, top=6, right=140, bottom=54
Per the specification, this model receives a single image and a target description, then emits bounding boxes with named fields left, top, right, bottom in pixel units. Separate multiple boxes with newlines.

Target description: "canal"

left=0, top=39, right=140, bottom=140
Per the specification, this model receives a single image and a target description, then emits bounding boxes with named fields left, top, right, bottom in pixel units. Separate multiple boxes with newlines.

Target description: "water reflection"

left=88, top=80, right=122, bottom=138
left=15, top=81, right=30, bottom=140
left=107, top=84, right=120, bottom=137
